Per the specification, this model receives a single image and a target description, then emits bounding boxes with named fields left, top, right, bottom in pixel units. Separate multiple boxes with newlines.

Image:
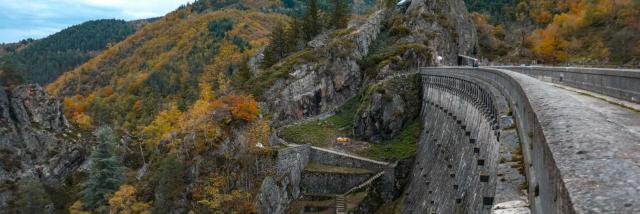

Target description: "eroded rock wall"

left=354, top=73, right=422, bottom=142
left=264, top=10, right=387, bottom=125
left=0, top=85, right=88, bottom=211
left=256, top=145, right=310, bottom=214
left=404, top=0, right=478, bottom=65
left=264, top=0, right=478, bottom=126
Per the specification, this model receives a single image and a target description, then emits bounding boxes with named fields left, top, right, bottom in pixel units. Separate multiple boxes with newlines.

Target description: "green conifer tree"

left=302, top=0, right=322, bottom=41
left=331, top=0, right=352, bottom=29
left=0, top=61, right=23, bottom=87
left=286, top=19, right=304, bottom=51
left=14, top=177, right=51, bottom=214
left=233, top=58, right=252, bottom=88
left=81, top=126, right=125, bottom=210
left=262, top=22, right=289, bottom=68
left=152, top=154, right=187, bottom=213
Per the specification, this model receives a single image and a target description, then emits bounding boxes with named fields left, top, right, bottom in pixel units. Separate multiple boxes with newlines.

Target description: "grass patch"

left=304, top=162, right=373, bottom=174
left=327, top=96, right=361, bottom=129
left=356, top=119, right=421, bottom=161
left=375, top=195, right=405, bottom=214
left=279, top=96, right=361, bottom=147
left=346, top=191, right=368, bottom=211
left=279, top=121, right=338, bottom=147
left=358, top=42, right=430, bottom=77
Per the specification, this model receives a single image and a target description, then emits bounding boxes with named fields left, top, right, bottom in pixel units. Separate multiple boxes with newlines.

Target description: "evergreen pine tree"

left=152, top=154, right=187, bottom=213
left=270, top=24, right=290, bottom=61
left=14, top=177, right=51, bottom=214
left=286, top=19, right=304, bottom=51
left=262, top=22, right=289, bottom=68
left=331, top=0, right=351, bottom=29
left=0, top=61, right=23, bottom=87
left=302, top=0, right=322, bottom=41
left=81, top=126, right=125, bottom=210
left=233, top=58, right=252, bottom=88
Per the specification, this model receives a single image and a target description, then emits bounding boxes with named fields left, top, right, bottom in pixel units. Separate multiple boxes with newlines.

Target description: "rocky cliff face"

left=0, top=85, right=88, bottom=212
left=256, top=144, right=310, bottom=214
left=353, top=74, right=422, bottom=142
left=264, top=0, right=477, bottom=127
left=263, top=10, right=387, bottom=125
left=404, top=0, right=478, bottom=64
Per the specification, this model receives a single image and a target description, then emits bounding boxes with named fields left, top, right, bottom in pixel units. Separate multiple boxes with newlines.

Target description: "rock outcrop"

left=264, top=0, right=477, bottom=126
left=0, top=85, right=88, bottom=212
left=256, top=145, right=310, bottom=214
left=263, top=10, right=387, bottom=125
left=404, top=0, right=478, bottom=64
left=353, top=73, right=422, bottom=142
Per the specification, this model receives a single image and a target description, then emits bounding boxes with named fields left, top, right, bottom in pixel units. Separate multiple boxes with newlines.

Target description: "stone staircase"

left=343, top=171, right=385, bottom=196
left=335, top=195, right=346, bottom=214
left=271, top=134, right=393, bottom=214
left=289, top=193, right=336, bottom=214
left=291, top=162, right=387, bottom=214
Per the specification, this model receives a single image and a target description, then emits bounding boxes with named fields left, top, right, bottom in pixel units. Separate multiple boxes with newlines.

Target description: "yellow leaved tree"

left=141, top=104, right=182, bottom=148
left=196, top=173, right=254, bottom=213
left=109, top=185, right=151, bottom=214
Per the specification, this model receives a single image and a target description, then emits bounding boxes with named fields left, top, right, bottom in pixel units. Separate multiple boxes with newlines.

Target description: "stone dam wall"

left=403, top=72, right=501, bottom=214
left=497, top=66, right=640, bottom=103
left=417, top=67, right=640, bottom=214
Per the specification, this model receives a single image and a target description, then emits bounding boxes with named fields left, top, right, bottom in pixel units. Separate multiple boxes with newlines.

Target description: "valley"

left=0, top=0, right=639, bottom=213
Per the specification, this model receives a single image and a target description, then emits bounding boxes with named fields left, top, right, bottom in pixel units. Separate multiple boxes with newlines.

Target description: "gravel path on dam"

left=555, top=85, right=640, bottom=138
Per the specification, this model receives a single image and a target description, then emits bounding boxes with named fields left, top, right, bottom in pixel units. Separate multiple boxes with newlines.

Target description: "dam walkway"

left=414, top=66, right=640, bottom=214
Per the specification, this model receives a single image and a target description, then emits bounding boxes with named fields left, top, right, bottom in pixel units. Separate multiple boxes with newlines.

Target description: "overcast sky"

left=0, top=0, right=195, bottom=43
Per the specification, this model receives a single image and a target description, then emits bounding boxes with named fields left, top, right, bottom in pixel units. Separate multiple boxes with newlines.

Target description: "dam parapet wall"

left=495, top=66, right=640, bottom=103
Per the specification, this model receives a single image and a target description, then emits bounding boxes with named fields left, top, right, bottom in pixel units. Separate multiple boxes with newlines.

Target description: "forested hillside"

left=0, top=19, right=137, bottom=84
left=40, top=1, right=284, bottom=212
left=31, top=0, right=392, bottom=211
left=47, top=6, right=285, bottom=131
left=3, top=0, right=638, bottom=213
left=466, top=0, right=640, bottom=66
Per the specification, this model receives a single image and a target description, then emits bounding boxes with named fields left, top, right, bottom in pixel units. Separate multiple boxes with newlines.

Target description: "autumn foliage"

left=109, top=185, right=151, bottom=214
left=527, top=0, right=639, bottom=64
left=196, top=172, right=254, bottom=213
left=219, top=95, right=259, bottom=122
left=469, top=0, right=639, bottom=65
left=48, top=9, right=286, bottom=132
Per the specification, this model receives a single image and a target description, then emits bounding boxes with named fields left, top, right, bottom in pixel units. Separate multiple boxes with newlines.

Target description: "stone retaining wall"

left=258, top=137, right=394, bottom=214
left=497, top=66, right=640, bottom=103
left=301, top=171, right=373, bottom=194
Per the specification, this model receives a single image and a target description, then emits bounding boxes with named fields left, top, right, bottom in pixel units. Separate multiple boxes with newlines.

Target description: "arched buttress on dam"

left=404, top=67, right=640, bottom=214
